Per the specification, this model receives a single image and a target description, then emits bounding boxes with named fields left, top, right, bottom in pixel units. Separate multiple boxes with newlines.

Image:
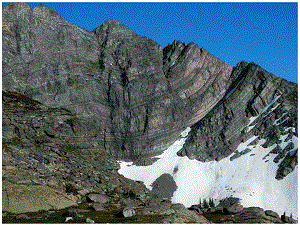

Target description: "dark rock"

left=16, top=214, right=31, bottom=220
left=188, top=205, right=203, bottom=214
left=265, top=210, right=279, bottom=219
left=230, top=152, right=241, bottom=161
left=63, top=208, right=78, bottom=218
left=276, top=149, right=298, bottom=180
left=86, top=193, right=110, bottom=204
left=217, top=197, right=243, bottom=214
left=240, top=148, right=252, bottom=155
left=91, top=203, right=105, bottom=211
left=209, top=206, right=224, bottom=214
left=151, top=173, right=177, bottom=200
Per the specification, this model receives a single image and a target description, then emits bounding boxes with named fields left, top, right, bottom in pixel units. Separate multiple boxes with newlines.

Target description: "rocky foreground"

left=2, top=90, right=210, bottom=223
left=2, top=91, right=297, bottom=223
left=2, top=2, right=298, bottom=223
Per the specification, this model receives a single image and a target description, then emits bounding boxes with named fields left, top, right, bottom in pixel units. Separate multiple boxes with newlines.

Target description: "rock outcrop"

left=178, top=61, right=298, bottom=178
left=2, top=90, right=209, bottom=223
left=3, top=2, right=235, bottom=162
left=2, top=2, right=298, bottom=222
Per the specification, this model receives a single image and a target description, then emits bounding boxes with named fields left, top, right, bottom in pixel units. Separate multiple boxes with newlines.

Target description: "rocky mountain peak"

left=94, top=19, right=138, bottom=43
left=2, top=2, right=298, bottom=222
left=14, top=2, right=31, bottom=11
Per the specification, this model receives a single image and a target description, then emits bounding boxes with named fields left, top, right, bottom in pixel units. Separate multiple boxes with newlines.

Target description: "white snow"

left=118, top=126, right=298, bottom=219
left=260, top=95, right=281, bottom=115
left=247, top=95, right=281, bottom=132
left=273, top=112, right=289, bottom=126
left=225, top=77, right=245, bottom=99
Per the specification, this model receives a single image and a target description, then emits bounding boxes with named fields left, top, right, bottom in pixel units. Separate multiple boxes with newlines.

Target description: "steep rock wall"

left=2, top=3, right=237, bottom=162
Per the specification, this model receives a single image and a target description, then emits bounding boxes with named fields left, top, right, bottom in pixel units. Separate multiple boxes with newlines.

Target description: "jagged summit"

left=94, top=19, right=138, bottom=38
left=2, top=2, right=298, bottom=222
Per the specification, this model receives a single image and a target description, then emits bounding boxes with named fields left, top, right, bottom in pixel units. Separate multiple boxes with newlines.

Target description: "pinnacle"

left=94, top=19, right=137, bottom=39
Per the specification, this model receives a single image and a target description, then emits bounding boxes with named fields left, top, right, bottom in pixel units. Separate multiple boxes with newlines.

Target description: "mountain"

left=2, top=2, right=298, bottom=223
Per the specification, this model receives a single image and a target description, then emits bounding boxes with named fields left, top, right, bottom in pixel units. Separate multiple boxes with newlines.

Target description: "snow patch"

left=118, top=126, right=298, bottom=219
left=225, top=77, right=245, bottom=100
left=247, top=95, right=281, bottom=132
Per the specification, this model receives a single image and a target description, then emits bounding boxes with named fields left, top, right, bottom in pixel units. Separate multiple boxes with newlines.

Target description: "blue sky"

left=3, top=2, right=298, bottom=83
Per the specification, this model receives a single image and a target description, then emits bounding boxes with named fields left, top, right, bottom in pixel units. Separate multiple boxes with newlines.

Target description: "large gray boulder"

left=2, top=180, right=77, bottom=214
left=86, top=193, right=110, bottom=204
left=216, top=197, right=244, bottom=214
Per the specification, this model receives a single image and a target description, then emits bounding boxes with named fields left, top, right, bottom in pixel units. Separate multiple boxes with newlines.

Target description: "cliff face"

left=178, top=62, right=298, bottom=168
left=2, top=3, right=297, bottom=169
left=2, top=2, right=298, bottom=221
left=3, top=2, right=235, bottom=162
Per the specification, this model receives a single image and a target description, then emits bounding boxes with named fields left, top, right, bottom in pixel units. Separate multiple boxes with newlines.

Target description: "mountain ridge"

left=2, top=2, right=298, bottom=223
left=3, top=2, right=238, bottom=162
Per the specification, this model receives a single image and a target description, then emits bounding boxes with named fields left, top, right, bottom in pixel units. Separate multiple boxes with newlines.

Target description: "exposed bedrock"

left=179, top=60, right=298, bottom=169
left=3, top=2, right=238, bottom=161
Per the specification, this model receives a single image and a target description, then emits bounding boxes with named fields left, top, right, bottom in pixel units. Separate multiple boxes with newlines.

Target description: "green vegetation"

left=209, top=198, right=215, bottom=208
left=3, top=90, right=42, bottom=111
left=202, top=212, right=228, bottom=223
left=3, top=90, right=73, bottom=115
left=202, top=199, right=209, bottom=208
left=2, top=204, right=166, bottom=223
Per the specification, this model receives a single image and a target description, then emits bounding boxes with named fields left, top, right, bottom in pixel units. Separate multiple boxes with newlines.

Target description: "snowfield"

left=119, top=126, right=298, bottom=219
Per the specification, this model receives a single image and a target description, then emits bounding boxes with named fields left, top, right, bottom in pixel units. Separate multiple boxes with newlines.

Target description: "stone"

left=91, top=203, right=105, bottom=211
left=123, top=206, right=136, bottom=218
left=65, top=217, right=73, bottom=222
left=217, top=197, right=243, bottom=214
left=151, top=173, right=177, bottom=200
left=86, top=218, right=95, bottom=223
left=63, top=208, right=78, bottom=218
left=16, top=214, right=31, bottom=220
left=86, top=193, right=110, bottom=204
left=265, top=210, right=279, bottom=219
left=276, top=149, right=298, bottom=180
left=230, top=152, right=241, bottom=161
left=166, top=203, right=211, bottom=223
left=2, top=180, right=77, bottom=214
left=188, top=205, right=203, bottom=214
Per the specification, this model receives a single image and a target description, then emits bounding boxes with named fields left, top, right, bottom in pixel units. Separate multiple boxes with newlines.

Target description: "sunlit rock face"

left=3, top=2, right=237, bottom=161
left=179, top=61, right=298, bottom=164
left=2, top=2, right=298, bottom=221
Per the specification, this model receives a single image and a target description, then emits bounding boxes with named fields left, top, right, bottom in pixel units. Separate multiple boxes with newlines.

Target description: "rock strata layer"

left=3, top=2, right=235, bottom=161
left=2, top=2, right=298, bottom=220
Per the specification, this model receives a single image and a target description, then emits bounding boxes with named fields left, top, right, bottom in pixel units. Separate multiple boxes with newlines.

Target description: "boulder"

left=123, top=206, right=136, bottom=218
left=151, top=173, right=177, bottom=200
left=86, top=218, right=95, bottom=223
left=188, top=205, right=203, bottom=214
left=91, top=203, right=105, bottom=211
left=2, top=180, right=77, bottom=214
left=217, top=197, right=243, bottom=214
left=16, top=214, right=31, bottom=220
left=86, top=193, right=110, bottom=204
left=165, top=203, right=211, bottom=223
left=265, top=210, right=280, bottom=219
left=63, top=208, right=78, bottom=218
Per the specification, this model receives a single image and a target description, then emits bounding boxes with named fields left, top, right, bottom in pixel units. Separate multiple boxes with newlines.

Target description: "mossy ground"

left=2, top=203, right=166, bottom=223
left=202, top=212, right=230, bottom=223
